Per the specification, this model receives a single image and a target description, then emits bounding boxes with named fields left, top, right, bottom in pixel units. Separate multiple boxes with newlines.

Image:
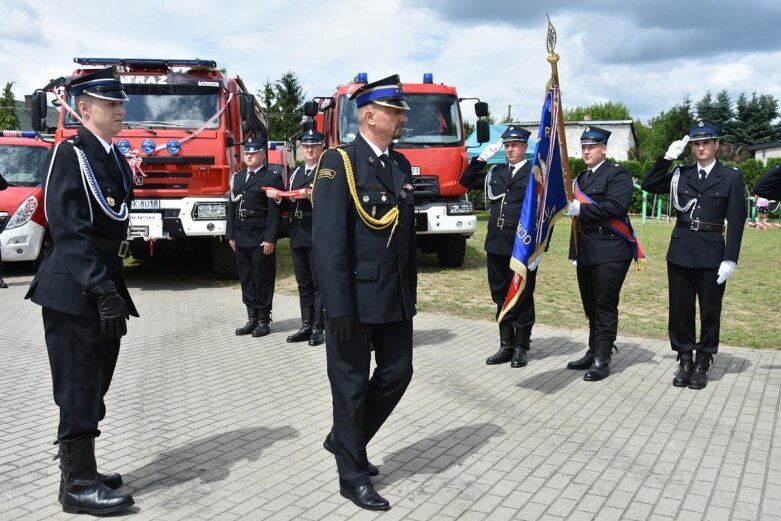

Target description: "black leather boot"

left=672, top=351, right=694, bottom=387
left=486, top=321, right=514, bottom=365
left=584, top=341, right=614, bottom=381
left=689, top=351, right=713, bottom=390
left=235, top=306, right=258, bottom=335
left=287, top=307, right=313, bottom=343
left=58, top=439, right=122, bottom=503
left=511, top=326, right=531, bottom=368
left=252, top=310, right=271, bottom=337
left=567, top=346, right=595, bottom=370
left=59, top=438, right=134, bottom=515
left=309, top=310, right=325, bottom=346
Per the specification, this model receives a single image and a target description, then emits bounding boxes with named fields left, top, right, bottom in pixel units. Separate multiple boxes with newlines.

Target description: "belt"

left=489, top=217, right=518, bottom=230
left=676, top=220, right=724, bottom=233
left=579, top=222, right=613, bottom=234
left=92, top=237, right=129, bottom=258
left=239, top=209, right=266, bottom=218
left=292, top=209, right=312, bottom=220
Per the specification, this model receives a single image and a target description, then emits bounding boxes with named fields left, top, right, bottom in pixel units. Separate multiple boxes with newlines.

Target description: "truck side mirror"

left=239, top=94, right=255, bottom=134
left=31, top=90, right=48, bottom=132
left=474, top=101, right=489, bottom=118
left=303, top=101, right=319, bottom=117
left=302, top=119, right=316, bottom=132
left=476, top=120, right=490, bottom=144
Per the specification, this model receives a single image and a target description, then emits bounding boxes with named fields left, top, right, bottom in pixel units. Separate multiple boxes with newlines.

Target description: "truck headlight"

left=193, top=202, right=227, bottom=220
left=447, top=201, right=474, bottom=215
left=5, top=195, right=38, bottom=229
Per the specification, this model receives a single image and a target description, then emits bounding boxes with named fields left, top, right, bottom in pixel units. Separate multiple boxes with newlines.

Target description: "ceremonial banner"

left=498, top=88, right=569, bottom=323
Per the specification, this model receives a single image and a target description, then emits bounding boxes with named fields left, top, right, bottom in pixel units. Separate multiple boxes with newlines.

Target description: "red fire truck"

left=30, top=58, right=268, bottom=278
left=0, top=131, right=51, bottom=265
left=304, top=72, right=489, bottom=267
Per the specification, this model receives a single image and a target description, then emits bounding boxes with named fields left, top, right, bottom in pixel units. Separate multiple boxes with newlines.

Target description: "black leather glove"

left=328, top=315, right=353, bottom=343
left=86, top=280, right=129, bottom=339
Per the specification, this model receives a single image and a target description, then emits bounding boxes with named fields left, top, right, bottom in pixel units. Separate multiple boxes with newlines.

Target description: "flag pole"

left=545, top=14, right=578, bottom=244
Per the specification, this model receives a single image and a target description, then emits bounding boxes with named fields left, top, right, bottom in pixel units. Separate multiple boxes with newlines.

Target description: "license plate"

left=131, top=199, right=160, bottom=210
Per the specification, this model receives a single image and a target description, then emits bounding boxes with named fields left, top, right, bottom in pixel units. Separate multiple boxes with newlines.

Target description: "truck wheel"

left=436, top=235, right=466, bottom=268
left=212, top=240, right=238, bottom=279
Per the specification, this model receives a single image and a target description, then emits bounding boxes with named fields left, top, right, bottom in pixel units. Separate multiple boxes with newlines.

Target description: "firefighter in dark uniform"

left=642, top=121, right=746, bottom=390
left=267, top=129, right=326, bottom=346
left=312, top=74, right=416, bottom=512
left=25, top=67, right=136, bottom=515
left=226, top=137, right=284, bottom=337
left=567, top=126, right=634, bottom=381
left=755, top=163, right=781, bottom=200
left=459, top=126, right=540, bottom=368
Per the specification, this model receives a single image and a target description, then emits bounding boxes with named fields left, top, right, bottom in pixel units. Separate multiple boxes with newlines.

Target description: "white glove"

left=478, top=140, right=504, bottom=162
left=664, top=135, right=691, bottom=160
left=568, top=200, right=581, bottom=216
left=716, top=260, right=736, bottom=285
left=570, top=259, right=577, bottom=267
left=528, top=253, right=544, bottom=271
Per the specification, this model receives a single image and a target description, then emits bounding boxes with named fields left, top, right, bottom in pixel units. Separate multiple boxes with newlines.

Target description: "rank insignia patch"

left=317, top=168, right=336, bottom=180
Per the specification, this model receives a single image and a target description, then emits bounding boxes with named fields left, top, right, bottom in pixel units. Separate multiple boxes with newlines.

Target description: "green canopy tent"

left=466, top=124, right=537, bottom=164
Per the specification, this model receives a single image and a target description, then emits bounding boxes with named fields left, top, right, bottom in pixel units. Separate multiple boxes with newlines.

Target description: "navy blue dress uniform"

left=642, top=121, right=746, bottom=389
left=25, top=67, right=135, bottom=514
left=459, top=126, right=538, bottom=368
left=755, top=163, right=781, bottom=200
left=285, top=130, right=325, bottom=346
left=312, top=74, right=416, bottom=511
left=567, top=126, right=634, bottom=381
left=226, top=137, right=284, bottom=337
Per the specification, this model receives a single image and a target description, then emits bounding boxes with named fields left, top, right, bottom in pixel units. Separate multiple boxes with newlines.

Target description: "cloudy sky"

left=2, top=0, right=780, bottom=126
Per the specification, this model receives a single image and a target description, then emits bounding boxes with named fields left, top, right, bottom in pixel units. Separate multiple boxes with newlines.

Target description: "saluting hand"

left=478, top=140, right=504, bottom=163
left=664, top=135, right=691, bottom=161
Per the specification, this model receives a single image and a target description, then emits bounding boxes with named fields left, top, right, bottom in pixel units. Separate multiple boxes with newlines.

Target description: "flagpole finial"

left=546, top=14, right=559, bottom=64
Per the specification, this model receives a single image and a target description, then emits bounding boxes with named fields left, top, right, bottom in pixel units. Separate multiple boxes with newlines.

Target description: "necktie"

left=247, top=169, right=256, bottom=182
left=584, top=169, right=593, bottom=182
left=699, top=168, right=706, bottom=181
left=305, top=168, right=312, bottom=177
left=378, top=154, right=392, bottom=187
left=510, top=165, right=516, bottom=177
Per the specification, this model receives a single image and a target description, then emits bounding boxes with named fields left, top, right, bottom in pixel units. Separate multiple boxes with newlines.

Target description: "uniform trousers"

left=486, top=252, right=537, bottom=327
left=236, top=246, right=276, bottom=313
left=43, top=307, right=120, bottom=441
left=667, top=262, right=725, bottom=354
left=290, top=245, right=320, bottom=313
left=326, top=319, right=413, bottom=488
left=576, top=260, right=631, bottom=343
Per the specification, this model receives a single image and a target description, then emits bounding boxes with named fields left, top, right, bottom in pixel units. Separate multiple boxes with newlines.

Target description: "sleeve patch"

left=317, top=168, right=336, bottom=180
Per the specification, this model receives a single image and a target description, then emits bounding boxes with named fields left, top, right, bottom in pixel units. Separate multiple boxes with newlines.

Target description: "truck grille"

left=412, top=176, right=439, bottom=198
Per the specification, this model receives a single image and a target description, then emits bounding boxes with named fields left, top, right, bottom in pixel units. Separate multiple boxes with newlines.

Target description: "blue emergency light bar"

left=423, top=73, right=433, bottom=84
left=74, top=58, right=217, bottom=68
left=355, top=72, right=368, bottom=84
left=1, top=130, right=37, bottom=138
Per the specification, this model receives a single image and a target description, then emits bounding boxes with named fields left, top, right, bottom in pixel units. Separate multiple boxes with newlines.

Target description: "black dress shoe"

left=340, top=484, right=390, bottom=511
left=323, top=433, right=379, bottom=476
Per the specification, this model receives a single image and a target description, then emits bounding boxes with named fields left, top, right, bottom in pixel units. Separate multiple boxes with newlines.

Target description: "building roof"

left=747, top=140, right=781, bottom=152
left=13, top=99, right=59, bottom=131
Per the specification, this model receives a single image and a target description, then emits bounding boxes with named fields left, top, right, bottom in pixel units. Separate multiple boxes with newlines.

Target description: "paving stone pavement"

left=1, top=268, right=780, bottom=521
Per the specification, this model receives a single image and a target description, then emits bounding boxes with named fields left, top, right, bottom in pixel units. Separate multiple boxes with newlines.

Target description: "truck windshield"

left=338, top=93, right=462, bottom=146
left=65, top=85, right=221, bottom=130
left=0, top=145, right=48, bottom=186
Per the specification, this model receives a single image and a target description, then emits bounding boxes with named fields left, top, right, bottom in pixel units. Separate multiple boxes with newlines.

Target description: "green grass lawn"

left=129, top=212, right=781, bottom=350
left=395, top=213, right=779, bottom=350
